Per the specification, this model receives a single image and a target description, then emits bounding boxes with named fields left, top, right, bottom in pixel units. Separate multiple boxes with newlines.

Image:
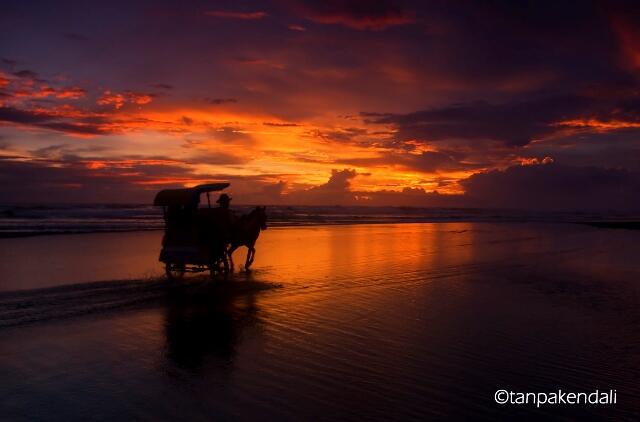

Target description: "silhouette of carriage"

left=154, top=183, right=232, bottom=280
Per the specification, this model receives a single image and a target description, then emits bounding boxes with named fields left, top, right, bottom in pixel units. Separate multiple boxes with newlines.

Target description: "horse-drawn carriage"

left=154, top=182, right=268, bottom=281
left=154, top=183, right=232, bottom=280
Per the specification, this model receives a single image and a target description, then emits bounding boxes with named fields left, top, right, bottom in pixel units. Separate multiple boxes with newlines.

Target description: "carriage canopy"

left=153, top=183, right=230, bottom=207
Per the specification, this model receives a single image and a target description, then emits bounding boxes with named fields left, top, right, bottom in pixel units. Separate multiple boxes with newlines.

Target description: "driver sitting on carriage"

left=213, top=193, right=236, bottom=241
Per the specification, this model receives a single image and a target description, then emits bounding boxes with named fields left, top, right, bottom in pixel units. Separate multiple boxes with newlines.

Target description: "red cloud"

left=205, top=10, right=268, bottom=20
left=0, top=71, right=86, bottom=102
left=295, top=2, right=414, bottom=30
left=306, top=12, right=413, bottom=30
left=0, top=72, right=9, bottom=89
left=288, top=24, right=306, bottom=31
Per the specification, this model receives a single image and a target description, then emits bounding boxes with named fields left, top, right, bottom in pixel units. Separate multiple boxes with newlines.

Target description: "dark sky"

left=1, top=0, right=640, bottom=209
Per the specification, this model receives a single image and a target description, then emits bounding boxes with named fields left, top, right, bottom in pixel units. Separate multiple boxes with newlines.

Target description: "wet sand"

left=1, top=223, right=639, bottom=419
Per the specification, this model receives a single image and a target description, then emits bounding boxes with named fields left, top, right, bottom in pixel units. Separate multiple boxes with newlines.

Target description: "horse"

left=227, top=206, right=267, bottom=271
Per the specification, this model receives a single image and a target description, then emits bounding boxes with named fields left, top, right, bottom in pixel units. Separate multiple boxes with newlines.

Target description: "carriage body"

left=153, top=183, right=230, bottom=280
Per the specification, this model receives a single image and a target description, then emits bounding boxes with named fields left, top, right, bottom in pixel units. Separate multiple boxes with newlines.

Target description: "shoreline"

left=2, top=219, right=640, bottom=239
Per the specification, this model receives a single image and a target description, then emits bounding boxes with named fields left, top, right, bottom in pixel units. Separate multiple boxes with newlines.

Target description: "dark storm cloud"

left=337, top=150, right=479, bottom=173
left=0, top=159, right=176, bottom=203
left=365, top=96, right=596, bottom=146
left=279, top=163, right=640, bottom=210
left=0, top=156, right=293, bottom=203
left=312, top=127, right=368, bottom=142
left=0, top=106, right=51, bottom=125
left=286, top=168, right=358, bottom=204
left=0, top=106, right=110, bottom=135
left=152, top=83, right=173, bottom=90
left=460, top=163, right=640, bottom=211
left=365, top=91, right=640, bottom=146
left=398, top=151, right=473, bottom=172
left=184, top=150, right=248, bottom=165
left=526, top=131, right=640, bottom=170
left=0, top=150, right=264, bottom=203
left=12, top=70, right=38, bottom=79
left=322, top=168, right=357, bottom=190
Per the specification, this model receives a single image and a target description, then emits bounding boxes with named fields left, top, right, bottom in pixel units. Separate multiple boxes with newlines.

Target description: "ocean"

left=1, top=222, right=639, bottom=419
left=1, top=204, right=637, bottom=238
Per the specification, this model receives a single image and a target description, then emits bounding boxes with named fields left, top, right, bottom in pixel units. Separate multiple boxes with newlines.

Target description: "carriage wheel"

left=166, top=263, right=185, bottom=281
left=209, top=258, right=228, bottom=281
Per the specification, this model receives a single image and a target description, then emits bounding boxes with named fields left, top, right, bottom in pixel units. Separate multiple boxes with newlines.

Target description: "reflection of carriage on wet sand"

left=153, top=183, right=267, bottom=281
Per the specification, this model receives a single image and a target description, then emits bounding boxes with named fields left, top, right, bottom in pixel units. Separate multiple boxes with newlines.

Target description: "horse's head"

left=256, top=206, right=267, bottom=230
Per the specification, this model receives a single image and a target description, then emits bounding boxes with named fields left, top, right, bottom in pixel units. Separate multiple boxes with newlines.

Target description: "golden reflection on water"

left=2, top=223, right=640, bottom=419
left=252, top=223, right=478, bottom=283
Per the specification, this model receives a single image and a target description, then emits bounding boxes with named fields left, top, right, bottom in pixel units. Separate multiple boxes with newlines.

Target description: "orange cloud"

left=97, top=90, right=153, bottom=109
left=97, top=91, right=125, bottom=109
left=2, top=64, right=605, bottom=198
left=128, top=92, right=153, bottom=105
left=553, top=118, right=640, bottom=131
left=6, top=78, right=85, bottom=101
left=55, top=86, right=86, bottom=99
left=84, top=159, right=180, bottom=170
left=518, top=156, right=554, bottom=166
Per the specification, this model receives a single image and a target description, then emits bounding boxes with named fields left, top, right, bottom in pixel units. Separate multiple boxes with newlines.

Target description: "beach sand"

left=1, top=222, right=639, bottom=419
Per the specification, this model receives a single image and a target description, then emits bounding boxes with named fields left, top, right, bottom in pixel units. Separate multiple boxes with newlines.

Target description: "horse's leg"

left=248, top=236, right=260, bottom=268
left=249, top=247, right=256, bottom=269
left=245, top=247, right=255, bottom=270
left=244, top=247, right=251, bottom=270
left=244, top=234, right=260, bottom=270
left=227, top=245, right=238, bottom=272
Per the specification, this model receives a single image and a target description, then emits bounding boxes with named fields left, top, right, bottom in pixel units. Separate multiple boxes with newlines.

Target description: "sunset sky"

left=1, top=0, right=640, bottom=209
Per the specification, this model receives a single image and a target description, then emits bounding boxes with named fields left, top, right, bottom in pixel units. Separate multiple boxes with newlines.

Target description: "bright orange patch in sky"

left=554, top=119, right=640, bottom=131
